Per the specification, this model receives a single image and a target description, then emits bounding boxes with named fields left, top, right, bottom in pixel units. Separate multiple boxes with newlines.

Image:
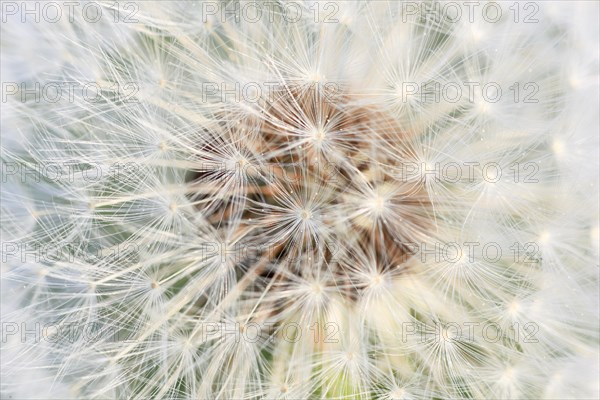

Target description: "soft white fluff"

left=1, top=1, right=598, bottom=399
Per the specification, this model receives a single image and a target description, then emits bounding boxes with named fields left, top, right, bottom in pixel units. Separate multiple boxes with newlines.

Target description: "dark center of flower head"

left=188, top=83, right=432, bottom=298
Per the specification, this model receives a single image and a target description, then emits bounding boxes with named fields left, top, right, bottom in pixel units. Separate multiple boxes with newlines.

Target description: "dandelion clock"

left=1, top=1, right=599, bottom=399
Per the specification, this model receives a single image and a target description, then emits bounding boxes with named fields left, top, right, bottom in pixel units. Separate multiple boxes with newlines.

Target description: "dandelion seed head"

left=2, top=1, right=598, bottom=399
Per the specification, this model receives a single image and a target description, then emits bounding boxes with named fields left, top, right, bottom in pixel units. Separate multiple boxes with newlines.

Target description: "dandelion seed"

left=1, top=1, right=598, bottom=399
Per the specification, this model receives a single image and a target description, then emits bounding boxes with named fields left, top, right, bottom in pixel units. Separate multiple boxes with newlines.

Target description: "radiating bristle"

left=1, top=1, right=598, bottom=399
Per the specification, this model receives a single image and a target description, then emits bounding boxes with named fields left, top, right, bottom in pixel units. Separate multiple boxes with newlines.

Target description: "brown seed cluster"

left=189, top=84, right=432, bottom=296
